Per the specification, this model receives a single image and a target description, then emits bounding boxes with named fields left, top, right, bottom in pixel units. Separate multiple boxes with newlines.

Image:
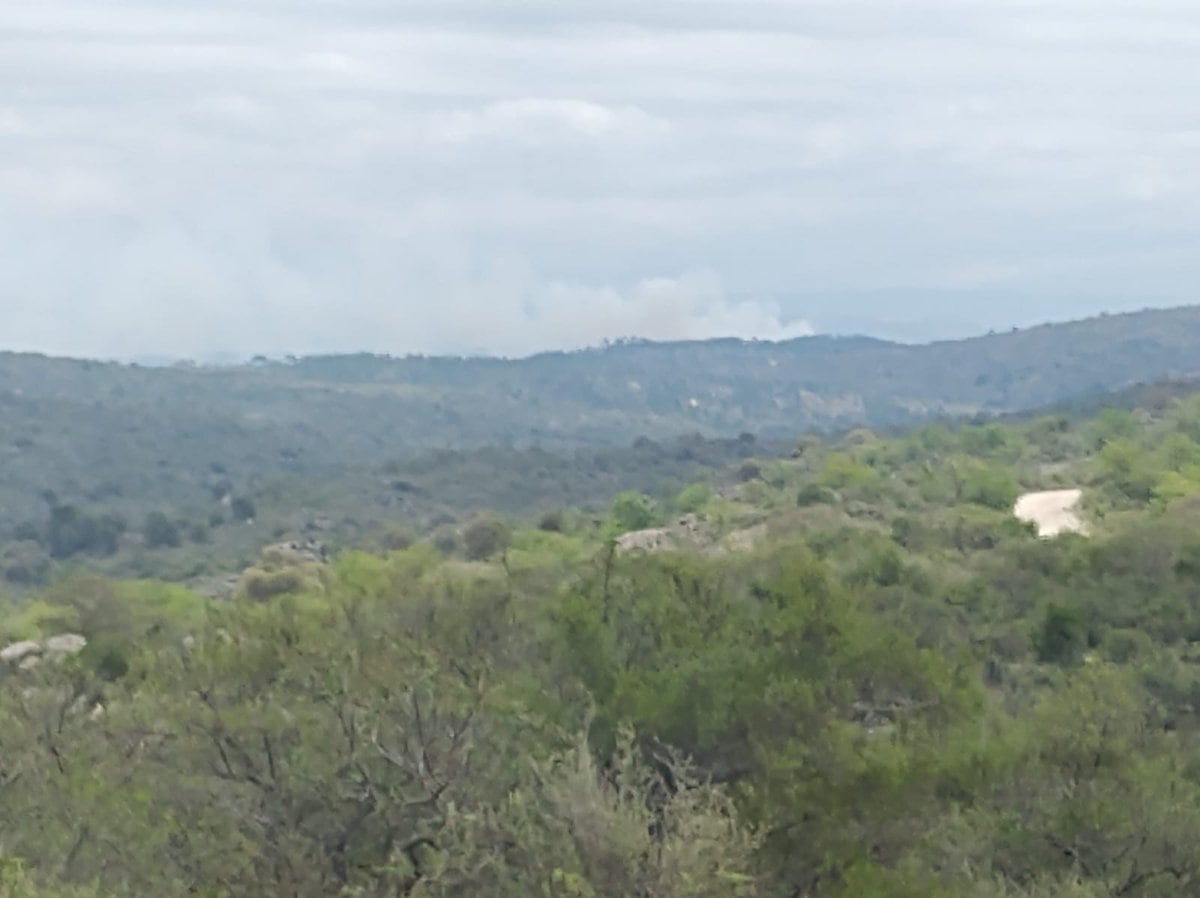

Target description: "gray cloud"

left=1, top=0, right=1199, bottom=358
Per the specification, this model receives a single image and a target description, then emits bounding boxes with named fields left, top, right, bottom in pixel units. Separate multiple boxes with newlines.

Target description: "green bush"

left=230, top=496, right=257, bottom=522
left=537, top=509, right=566, bottom=532
left=962, top=465, right=1019, bottom=510
left=239, top=566, right=310, bottom=600
left=674, top=483, right=713, bottom=514
left=608, top=491, right=659, bottom=534
left=431, top=525, right=460, bottom=556
left=797, top=483, right=835, bottom=507
left=1102, top=628, right=1154, bottom=664
left=1035, top=604, right=1087, bottom=665
left=46, top=506, right=124, bottom=559
left=462, top=515, right=511, bottom=561
left=143, top=512, right=182, bottom=549
left=736, top=461, right=763, bottom=483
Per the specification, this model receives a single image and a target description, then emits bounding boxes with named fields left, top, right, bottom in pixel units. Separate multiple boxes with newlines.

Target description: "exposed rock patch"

left=615, top=514, right=712, bottom=555
left=45, top=633, right=88, bottom=657
left=0, top=640, right=41, bottom=664
left=1, top=633, right=87, bottom=672
left=1014, top=489, right=1088, bottom=538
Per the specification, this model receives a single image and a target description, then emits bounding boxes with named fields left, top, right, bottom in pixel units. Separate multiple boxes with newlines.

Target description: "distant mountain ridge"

left=1, top=304, right=1199, bottom=528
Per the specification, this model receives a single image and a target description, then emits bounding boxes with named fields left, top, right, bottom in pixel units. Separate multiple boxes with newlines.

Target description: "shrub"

left=736, top=461, right=763, bottom=483
left=674, top=483, right=713, bottom=514
left=1, top=541, right=50, bottom=586
left=143, top=512, right=182, bottom=549
left=1103, top=628, right=1154, bottom=664
left=462, top=515, right=511, bottom=562
left=240, top=567, right=310, bottom=600
left=380, top=525, right=415, bottom=552
left=1035, top=604, right=1087, bottom=665
left=230, top=496, right=257, bottom=522
left=46, top=506, right=124, bottom=559
left=431, top=526, right=460, bottom=556
left=962, top=465, right=1019, bottom=510
left=537, top=509, right=566, bottom=533
left=797, top=483, right=835, bottom=507
left=820, top=453, right=877, bottom=491
left=609, top=492, right=658, bottom=534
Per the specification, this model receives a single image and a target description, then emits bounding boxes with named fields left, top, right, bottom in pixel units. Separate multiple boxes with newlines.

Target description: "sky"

left=2, top=0, right=1199, bottom=360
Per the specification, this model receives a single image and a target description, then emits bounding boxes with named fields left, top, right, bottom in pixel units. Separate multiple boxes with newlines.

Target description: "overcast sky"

left=3, top=0, right=1199, bottom=359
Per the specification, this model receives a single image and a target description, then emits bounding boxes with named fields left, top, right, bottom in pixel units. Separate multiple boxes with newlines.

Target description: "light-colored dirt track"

left=1013, top=489, right=1087, bottom=538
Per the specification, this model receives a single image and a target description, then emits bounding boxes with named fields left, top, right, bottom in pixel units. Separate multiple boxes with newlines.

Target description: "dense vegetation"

left=4, top=305, right=1200, bottom=588
left=8, top=377, right=1200, bottom=896
left=0, top=431, right=777, bottom=592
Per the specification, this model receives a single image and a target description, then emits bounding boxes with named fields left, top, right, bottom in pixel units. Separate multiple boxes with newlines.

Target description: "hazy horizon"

left=1, top=300, right=1191, bottom=367
left=4, top=1, right=1199, bottom=359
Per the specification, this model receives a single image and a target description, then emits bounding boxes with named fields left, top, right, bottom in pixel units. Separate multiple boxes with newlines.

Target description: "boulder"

left=614, top=514, right=715, bottom=555
left=615, top=528, right=676, bottom=554
left=44, top=633, right=87, bottom=657
left=0, top=640, right=42, bottom=664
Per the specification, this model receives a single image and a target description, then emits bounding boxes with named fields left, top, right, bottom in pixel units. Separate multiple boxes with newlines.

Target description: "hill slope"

left=1, top=304, right=1198, bottom=531
left=10, top=369, right=1200, bottom=898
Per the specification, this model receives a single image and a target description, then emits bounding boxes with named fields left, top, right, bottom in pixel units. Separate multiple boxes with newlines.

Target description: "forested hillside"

left=7, top=377, right=1200, bottom=896
left=3, top=305, right=1200, bottom=588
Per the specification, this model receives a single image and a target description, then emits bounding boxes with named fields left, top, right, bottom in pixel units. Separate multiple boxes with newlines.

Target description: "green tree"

left=462, top=514, right=511, bottom=561
left=46, top=506, right=123, bottom=559
left=1035, top=604, right=1086, bottom=665
left=142, top=512, right=182, bottom=549
left=820, top=453, right=878, bottom=491
left=674, top=483, right=713, bottom=514
left=230, top=496, right=257, bottom=522
left=962, top=464, right=1020, bottom=510
left=608, top=492, right=658, bottom=534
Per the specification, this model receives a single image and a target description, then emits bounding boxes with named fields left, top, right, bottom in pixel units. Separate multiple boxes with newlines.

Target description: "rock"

left=260, top=539, right=327, bottom=567
left=18, top=655, right=41, bottom=671
left=0, top=640, right=42, bottom=664
left=614, top=514, right=716, bottom=555
left=1014, top=489, right=1088, bottom=538
left=44, top=633, right=87, bottom=657
left=615, top=528, right=676, bottom=554
left=190, top=573, right=241, bottom=601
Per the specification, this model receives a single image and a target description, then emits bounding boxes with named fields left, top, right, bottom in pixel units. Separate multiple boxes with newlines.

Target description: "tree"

left=411, top=731, right=759, bottom=897
left=230, top=496, right=257, bottom=522
left=1098, top=439, right=1156, bottom=502
left=674, top=483, right=713, bottom=514
left=820, top=453, right=877, bottom=491
left=462, top=515, right=511, bottom=561
left=962, top=464, right=1019, bottom=511
left=46, top=506, right=122, bottom=559
left=1036, top=604, right=1086, bottom=665
left=608, top=492, right=658, bottom=535
left=142, top=512, right=181, bottom=549
left=797, top=483, right=835, bottom=507
left=537, top=509, right=566, bottom=533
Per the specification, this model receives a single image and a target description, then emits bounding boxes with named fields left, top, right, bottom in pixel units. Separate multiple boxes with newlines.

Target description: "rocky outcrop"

left=45, top=633, right=88, bottom=658
left=1, top=633, right=87, bottom=672
left=261, top=539, right=328, bottom=566
left=615, top=514, right=712, bottom=555
left=1014, top=489, right=1088, bottom=538
left=0, top=640, right=41, bottom=664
